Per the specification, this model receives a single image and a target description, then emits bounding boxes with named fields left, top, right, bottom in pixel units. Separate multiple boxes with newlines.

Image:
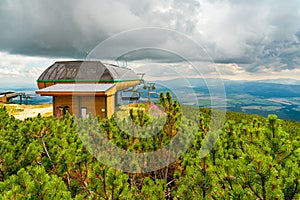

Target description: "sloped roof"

left=37, top=61, right=139, bottom=82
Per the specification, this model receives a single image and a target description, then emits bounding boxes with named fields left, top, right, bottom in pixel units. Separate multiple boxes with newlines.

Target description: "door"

left=81, top=107, right=87, bottom=119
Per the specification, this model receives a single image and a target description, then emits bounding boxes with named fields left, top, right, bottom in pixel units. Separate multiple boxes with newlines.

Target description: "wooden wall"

left=53, top=95, right=110, bottom=119
left=53, top=96, right=75, bottom=116
left=0, top=96, right=7, bottom=103
left=113, top=81, right=141, bottom=90
left=106, top=95, right=115, bottom=118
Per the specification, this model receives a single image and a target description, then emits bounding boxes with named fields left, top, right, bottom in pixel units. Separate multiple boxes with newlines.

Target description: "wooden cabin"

left=36, top=61, right=141, bottom=118
left=0, top=92, right=18, bottom=103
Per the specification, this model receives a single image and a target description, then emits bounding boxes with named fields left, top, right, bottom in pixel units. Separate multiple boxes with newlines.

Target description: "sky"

left=0, top=0, right=300, bottom=87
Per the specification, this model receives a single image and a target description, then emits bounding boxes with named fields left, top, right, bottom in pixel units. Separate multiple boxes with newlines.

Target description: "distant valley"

left=155, top=78, right=300, bottom=121
left=1, top=78, right=300, bottom=121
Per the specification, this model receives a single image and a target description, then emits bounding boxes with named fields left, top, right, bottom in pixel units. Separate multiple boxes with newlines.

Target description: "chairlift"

left=137, top=73, right=145, bottom=85
left=17, top=93, right=32, bottom=105
left=24, top=95, right=31, bottom=105
left=143, top=82, right=158, bottom=102
left=121, top=87, right=143, bottom=101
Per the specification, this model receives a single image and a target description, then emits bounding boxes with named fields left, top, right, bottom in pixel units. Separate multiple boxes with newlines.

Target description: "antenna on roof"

left=122, top=60, right=128, bottom=67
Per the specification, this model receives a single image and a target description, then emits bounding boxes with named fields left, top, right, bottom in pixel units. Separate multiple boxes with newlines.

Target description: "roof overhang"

left=36, top=84, right=116, bottom=97
left=37, top=79, right=140, bottom=83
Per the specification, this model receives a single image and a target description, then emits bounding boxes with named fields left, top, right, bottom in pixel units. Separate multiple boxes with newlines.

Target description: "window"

left=63, top=106, right=70, bottom=114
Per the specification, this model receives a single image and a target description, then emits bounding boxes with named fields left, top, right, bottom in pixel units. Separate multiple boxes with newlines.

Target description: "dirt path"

left=1, top=104, right=53, bottom=120
left=14, top=106, right=53, bottom=120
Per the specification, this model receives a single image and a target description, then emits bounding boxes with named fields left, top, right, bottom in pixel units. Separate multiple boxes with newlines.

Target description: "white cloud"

left=0, top=67, right=22, bottom=77
left=0, top=0, right=300, bottom=83
left=0, top=52, right=71, bottom=85
left=196, top=0, right=300, bottom=58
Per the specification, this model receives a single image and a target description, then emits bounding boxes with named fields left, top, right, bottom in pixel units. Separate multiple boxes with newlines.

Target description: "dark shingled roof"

left=37, top=61, right=139, bottom=82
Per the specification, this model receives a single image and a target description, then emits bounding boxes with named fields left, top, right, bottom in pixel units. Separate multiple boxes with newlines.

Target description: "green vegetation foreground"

left=0, top=93, right=299, bottom=199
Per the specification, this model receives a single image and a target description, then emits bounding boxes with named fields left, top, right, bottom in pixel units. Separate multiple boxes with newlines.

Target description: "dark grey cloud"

left=246, top=36, right=300, bottom=73
left=0, top=1, right=139, bottom=57
left=0, top=0, right=300, bottom=74
left=87, top=28, right=212, bottom=63
left=196, top=0, right=300, bottom=68
left=0, top=0, right=201, bottom=58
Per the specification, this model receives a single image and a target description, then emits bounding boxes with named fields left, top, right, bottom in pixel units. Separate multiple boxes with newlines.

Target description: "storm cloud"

left=0, top=0, right=300, bottom=74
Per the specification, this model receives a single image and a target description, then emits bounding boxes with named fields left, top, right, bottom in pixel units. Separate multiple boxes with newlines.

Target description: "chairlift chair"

left=121, top=87, right=143, bottom=101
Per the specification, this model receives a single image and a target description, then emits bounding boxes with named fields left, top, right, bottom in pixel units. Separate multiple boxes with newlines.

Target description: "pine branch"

left=102, top=170, right=109, bottom=200
left=0, top=167, right=4, bottom=182
left=260, top=174, right=266, bottom=200
left=289, top=179, right=299, bottom=200
left=243, top=171, right=262, bottom=200
left=111, top=169, right=116, bottom=200
left=277, top=148, right=296, bottom=164
left=40, top=134, right=52, bottom=161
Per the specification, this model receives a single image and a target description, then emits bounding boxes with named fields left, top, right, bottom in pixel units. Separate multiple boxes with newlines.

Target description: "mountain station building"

left=36, top=61, right=141, bottom=118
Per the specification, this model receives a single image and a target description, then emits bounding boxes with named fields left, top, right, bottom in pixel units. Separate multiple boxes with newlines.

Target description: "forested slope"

left=0, top=93, right=299, bottom=199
